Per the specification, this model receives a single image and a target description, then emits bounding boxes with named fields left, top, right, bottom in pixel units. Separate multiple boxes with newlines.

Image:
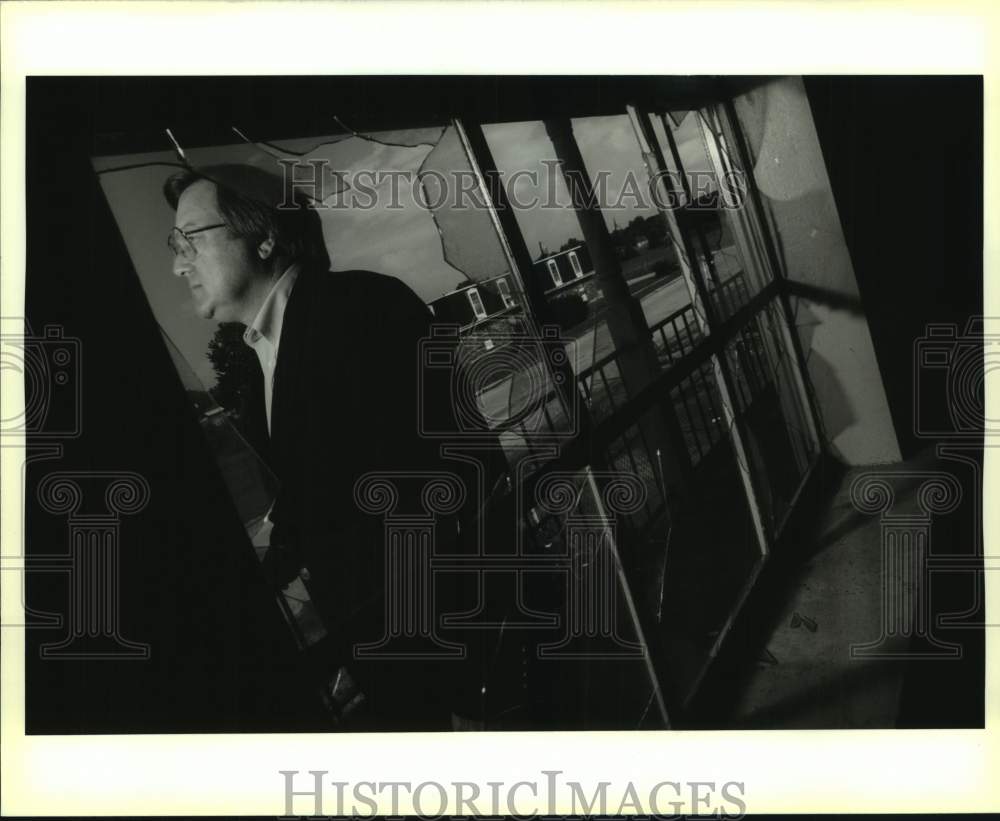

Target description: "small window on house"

left=467, top=287, right=488, bottom=321
left=497, top=277, right=516, bottom=309
left=568, top=250, right=584, bottom=278
left=547, top=258, right=563, bottom=288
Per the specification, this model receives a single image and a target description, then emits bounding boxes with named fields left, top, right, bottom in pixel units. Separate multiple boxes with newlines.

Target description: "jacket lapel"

left=237, top=356, right=271, bottom=469
left=268, top=267, right=314, bottom=469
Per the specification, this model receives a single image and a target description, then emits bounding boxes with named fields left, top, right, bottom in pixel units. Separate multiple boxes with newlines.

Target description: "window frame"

left=466, top=286, right=488, bottom=321
left=546, top=258, right=563, bottom=287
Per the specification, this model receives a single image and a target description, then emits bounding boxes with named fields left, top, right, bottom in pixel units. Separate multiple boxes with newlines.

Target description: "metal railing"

left=580, top=271, right=750, bottom=433
left=649, top=302, right=703, bottom=365
left=471, top=271, right=777, bottom=522
left=577, top=349, right=627, bottom=417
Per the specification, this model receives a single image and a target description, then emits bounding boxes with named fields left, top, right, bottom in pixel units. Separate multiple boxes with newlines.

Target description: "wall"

left=732, top=77, right=901, bottom=465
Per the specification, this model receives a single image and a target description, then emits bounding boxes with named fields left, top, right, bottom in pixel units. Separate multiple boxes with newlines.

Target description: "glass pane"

left=650, top=110, right=771, bottom=320
left=570, top=347, right=764, bottom=707
left=723, top=299, right=819, bottom=535
left=603, top=408, right=669, bottom=532
left=698, top=106, right=782, bottom=295
left=655, top=397, right=764, bottom=706
left=522, top=466, right=669, bottom=729
left=646, top=294, right=704, bottom=367
left=461, top=326, right=577, bottom=467
left=417, top=125, right=515, bottom=283
left=668, top=360, right=728, bottom=467
left=571, top=113, right=706, bottom=385
left=571, top=114, right=683, bottom=301
left=482, top=121, right=630, bottom=424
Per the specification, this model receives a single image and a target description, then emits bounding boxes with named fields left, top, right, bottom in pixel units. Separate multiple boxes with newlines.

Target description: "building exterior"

left=532, top=244, right=594, bottom=293
left=428, top=274, right=520, bottom=330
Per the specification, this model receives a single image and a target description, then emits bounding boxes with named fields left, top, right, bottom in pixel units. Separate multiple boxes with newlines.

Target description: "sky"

left=94, top=113, right=713, bottom=389
left=483, top=112, right=714, bottom=253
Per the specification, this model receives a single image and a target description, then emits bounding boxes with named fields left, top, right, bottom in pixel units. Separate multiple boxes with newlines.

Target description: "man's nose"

left=172, top=254, right=192, bottom=278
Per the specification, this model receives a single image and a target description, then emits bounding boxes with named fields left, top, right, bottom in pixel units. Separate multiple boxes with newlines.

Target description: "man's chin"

left=192, top=301, right=215, bottom=320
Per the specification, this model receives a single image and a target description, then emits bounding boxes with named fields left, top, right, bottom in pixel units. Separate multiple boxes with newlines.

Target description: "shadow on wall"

left=789, top=298, right=853, bottom=455
left=732, top=77, right=901, bottom=466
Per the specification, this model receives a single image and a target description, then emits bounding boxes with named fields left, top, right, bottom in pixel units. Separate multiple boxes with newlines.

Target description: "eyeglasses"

left=167, top=223, right=227, bottom=260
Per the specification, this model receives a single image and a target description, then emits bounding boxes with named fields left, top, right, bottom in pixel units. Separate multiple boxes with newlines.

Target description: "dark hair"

left=164, top=164, right=330, bottom=273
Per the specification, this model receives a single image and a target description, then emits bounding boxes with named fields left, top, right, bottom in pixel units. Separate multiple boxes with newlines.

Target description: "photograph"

left=13, top=72, right=984, bottom=741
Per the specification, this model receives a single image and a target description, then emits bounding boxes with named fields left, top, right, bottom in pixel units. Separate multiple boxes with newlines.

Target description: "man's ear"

left=257, top=236, right=276, bottom=260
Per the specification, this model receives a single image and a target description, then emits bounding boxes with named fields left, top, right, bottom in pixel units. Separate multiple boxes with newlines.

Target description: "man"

left=164, top=163, right=459, bottom=729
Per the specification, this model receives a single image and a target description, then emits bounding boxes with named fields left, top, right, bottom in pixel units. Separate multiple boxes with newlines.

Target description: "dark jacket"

left=240, top=268, right=458, bottom=728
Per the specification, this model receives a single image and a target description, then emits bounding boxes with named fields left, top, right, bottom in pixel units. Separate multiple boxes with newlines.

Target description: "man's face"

left=172, top=179, right=261, bottom=323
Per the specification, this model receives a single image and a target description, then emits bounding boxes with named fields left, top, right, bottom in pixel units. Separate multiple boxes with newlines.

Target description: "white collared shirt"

left=243, top=263, right=301, bottom=435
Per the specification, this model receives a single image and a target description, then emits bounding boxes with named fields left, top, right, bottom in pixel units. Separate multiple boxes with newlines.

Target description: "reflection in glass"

left=650, top=109, right=772, bottom=320
left=524, top=466, right=670, bottom=729
left=669, top=360, right=728, bottom=466
left=655, top=394, right=763, bottom=706
left=482, top=119, right=683, bottom=436
left=571, top=114, right=682, bottom=299
left=724, top=299, right=818, bottom=535
left=570, top=113, right=712, bottom=393
left=617, top=347, right=762, bottom=708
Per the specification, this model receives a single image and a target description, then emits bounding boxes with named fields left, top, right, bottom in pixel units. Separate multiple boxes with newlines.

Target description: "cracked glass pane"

left=650, top=109, right=772, bottom=320
left=418, top=125, right=511, bottom=284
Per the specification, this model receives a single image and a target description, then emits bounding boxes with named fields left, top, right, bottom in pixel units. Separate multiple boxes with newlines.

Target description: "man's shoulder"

left=308, top=268, right=425, bottom=308
left=290, top=268, right=431, bottom=349
left=290, top=269, right=428, bottom=329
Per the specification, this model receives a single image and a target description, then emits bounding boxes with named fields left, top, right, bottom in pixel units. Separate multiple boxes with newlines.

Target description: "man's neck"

left=239, top=264, right=287, bottom=326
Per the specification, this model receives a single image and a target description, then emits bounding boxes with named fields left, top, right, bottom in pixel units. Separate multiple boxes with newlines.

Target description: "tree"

left=206, top=322, right=258, bottom=417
